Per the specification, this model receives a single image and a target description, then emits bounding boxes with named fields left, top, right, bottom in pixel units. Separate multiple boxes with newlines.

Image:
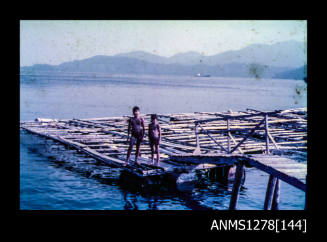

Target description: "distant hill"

left=202, top=41, right=306, bottom=68
left=274, top=65, right=307, bottom=80
left=168, top=51, right=206, bottom=65
left=113, top=41, right=306, bottom=68
left=20, top=59, right=290, bottom=78
left=20, top=40, right=307, bottom=79
left=115, top=51, right=170, bottom=64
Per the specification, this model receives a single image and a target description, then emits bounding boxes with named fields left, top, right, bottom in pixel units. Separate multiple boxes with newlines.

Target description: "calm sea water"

left=20, top=73, right=307, bottom=210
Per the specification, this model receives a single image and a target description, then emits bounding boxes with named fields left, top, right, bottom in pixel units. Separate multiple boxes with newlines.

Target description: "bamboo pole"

left=265, top=115, right=270, bottom=154
left=227, top=119, right=231, bottom=153
left=193, top=124, right=201, bottom=155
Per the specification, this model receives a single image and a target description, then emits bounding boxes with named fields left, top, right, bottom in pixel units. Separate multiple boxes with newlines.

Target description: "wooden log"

left=264, top=174, right=277, bottom=210
left=246, top=108, right=262, bottom=113
left=229, top=161, right=244, bottom=210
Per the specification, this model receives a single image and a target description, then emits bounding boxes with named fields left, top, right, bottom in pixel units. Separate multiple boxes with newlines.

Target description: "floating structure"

left=20, top=107, right=307, bottom=210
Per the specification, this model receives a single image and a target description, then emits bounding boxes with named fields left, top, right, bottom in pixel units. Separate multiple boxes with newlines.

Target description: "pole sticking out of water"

left=265, top=114, right=270, bottom=155
left=264, top=174, right=277, bottom=210
left=229, top=161, right=244, bottom=210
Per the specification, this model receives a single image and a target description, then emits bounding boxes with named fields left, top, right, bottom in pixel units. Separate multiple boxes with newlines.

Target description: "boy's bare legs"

left=155, top=144, right=160, bottom=166
left=135, top=140, right=141, bottom=165
left=125, top=139, right=133, bottom=166
left=150, top=144, right=154, bottom=165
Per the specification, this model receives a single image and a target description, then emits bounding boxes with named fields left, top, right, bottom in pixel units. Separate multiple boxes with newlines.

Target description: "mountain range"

left=21, top=40, right=307, bottom=80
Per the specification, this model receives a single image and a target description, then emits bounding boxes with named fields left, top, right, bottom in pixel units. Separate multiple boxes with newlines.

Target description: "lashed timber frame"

left=20, top=108, right=307, bottom=210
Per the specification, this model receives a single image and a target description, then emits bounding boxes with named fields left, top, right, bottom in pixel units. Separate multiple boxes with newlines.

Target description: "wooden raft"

left=20, top=108, right=307, bottom=182
left=21, top=108, right=307, bottom=209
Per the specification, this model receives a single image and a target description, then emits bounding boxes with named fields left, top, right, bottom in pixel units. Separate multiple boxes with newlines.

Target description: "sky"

left=20, top=20, right=307, bottom=67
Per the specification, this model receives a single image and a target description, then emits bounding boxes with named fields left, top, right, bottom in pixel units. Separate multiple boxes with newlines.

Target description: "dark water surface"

left=20, top=74, right=307, bottom=210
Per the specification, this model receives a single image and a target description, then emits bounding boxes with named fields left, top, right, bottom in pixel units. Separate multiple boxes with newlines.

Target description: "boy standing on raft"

left=125, top=106, right=145, bottom=166
left=148, top=114, right=161, bottom=166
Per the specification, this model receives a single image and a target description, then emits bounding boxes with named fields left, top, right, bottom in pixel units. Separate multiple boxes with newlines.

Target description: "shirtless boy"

left=148, top=114, right=161, bottom=165
left=125, top=106, right=145, bottom=166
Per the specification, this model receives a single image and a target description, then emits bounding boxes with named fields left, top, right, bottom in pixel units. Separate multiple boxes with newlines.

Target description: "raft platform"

left=20, top=107, right=307, bottom=209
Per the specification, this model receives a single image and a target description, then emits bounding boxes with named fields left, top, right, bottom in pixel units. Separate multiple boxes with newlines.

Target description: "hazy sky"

left=20, top=20, right=307, bottom=66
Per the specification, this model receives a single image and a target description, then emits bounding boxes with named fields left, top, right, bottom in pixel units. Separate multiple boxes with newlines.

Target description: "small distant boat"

left=195, top=73, right=210, bottom=77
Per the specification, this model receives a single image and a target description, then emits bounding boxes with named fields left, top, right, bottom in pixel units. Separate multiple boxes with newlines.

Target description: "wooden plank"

left=246, top=156, right=306, bottom=192
left=171, top=153, right=241, bottom=165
